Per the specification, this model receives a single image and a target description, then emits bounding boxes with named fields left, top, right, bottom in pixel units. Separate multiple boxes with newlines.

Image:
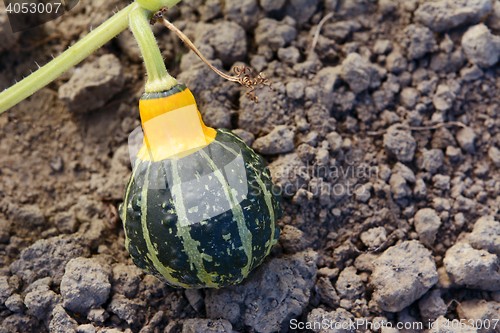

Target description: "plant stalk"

left=129, top=7, right=176, bottom=93
left=0, top=0, right=182, bottom=114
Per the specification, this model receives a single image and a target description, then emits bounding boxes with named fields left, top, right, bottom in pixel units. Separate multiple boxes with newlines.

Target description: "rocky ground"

left=1, top=0, right=500, bottom=332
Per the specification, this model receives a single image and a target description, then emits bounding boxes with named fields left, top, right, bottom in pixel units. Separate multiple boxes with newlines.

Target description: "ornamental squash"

left=119, top=84, right=281, bottom=289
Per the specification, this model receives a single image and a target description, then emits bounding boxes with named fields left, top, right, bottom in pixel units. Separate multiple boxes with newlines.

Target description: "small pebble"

left=414, top=208, right=441, bottom=247
left=77, top=324, right=97, bottom=333
left=433, top=84, right=456, bottom=111
left=360, top=227, right=387, bottom=249
left=414, top=178, right=427, bottom=199
left=444, top=242, right=500, bottom=290
left=374, top=39, right=392, bottom=55
left=418, top=290, right=447, bottom=322
left=315, top=277, right=340, bottom=308
left=339, top=299, right=353, bottom=310
left=432, top=174, right=451, bottom=191
left=456, top=127, right=476, bottom=153
left=400, top=87, right=419, bottom=109
left=296, top=144, right=316, bottom=162
left=488, top=146, right=500, bottom=167
left=49, top=155, right=64, bottom=172
left=371, top=241, right=438, bottom=312
left=5, top=294, right=24, bottom=313
left=462, top=23, right=500, bottom=68
left=326, top=132, right=343, bottom=152
left=383, top=125, right=417, bottom=162
left=317, top=267, right=339, bottom=279
left=277, top=46, right=300, bottom=64
left=294, top=116, right=310, bottom=132
left=286, top=79, right=306, bottom=100
left=301, top=131, right=319, bottom=147
left=252, top=125, right=295, bottom=155
left=60, top=258, right=111, bottom=314
left=446, top=145, right=462, bottom=162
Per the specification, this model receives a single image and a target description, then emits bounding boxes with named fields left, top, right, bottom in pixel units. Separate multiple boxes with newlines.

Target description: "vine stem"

left=0, top=0, right=182, bottom=114
left=129, top=7, right=176, bottom=93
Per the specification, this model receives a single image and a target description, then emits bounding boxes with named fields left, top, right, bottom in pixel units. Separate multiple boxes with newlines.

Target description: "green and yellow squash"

left=119, top=84, right=281, bottom=289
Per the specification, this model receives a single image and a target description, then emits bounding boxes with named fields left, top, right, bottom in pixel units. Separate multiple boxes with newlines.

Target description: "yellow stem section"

left=138, top=88, right=216, bottom=161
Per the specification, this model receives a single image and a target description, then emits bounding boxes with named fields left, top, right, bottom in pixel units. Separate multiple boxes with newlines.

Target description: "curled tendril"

left=153, top=11, right=272, bottom=104
left=233, top=66, right=272, bottom=103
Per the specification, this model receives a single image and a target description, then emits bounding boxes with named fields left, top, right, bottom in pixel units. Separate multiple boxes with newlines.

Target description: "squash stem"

left=0, top=0, right=183, bottom=114
left=129, top=7, right=176, bottom=93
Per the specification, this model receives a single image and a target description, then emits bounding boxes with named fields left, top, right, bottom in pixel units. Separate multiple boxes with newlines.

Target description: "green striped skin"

left=120, top=129, right=281, bottom=289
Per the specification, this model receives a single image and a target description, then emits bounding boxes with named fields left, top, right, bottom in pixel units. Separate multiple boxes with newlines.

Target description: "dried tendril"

left=232, top=66, right=271, bottom=103
left=151, top=7, right=271, bottom=103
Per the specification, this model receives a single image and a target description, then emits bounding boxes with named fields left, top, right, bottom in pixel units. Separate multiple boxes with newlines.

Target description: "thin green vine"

left=0, top=0, right=182, bottom=114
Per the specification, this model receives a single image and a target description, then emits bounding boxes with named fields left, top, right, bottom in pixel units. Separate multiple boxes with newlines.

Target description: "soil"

left=1, top=0, right=500, bottom=332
